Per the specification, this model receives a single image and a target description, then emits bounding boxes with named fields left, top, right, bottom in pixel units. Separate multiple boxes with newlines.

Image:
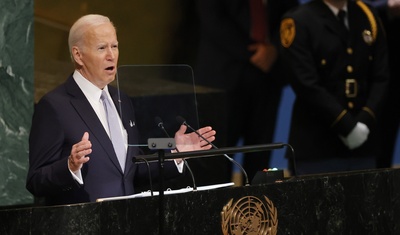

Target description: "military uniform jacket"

left=280, top=0, right=389, bottom=160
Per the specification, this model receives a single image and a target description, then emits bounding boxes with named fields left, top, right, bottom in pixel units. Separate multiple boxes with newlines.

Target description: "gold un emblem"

left=221, top=196, right=278, bottom=235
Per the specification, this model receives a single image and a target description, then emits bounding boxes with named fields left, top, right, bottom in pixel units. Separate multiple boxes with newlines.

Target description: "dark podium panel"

left=1, top=168, right=400, bottom=234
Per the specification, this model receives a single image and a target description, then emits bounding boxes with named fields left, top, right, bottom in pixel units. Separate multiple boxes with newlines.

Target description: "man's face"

left=76, top=22, right=119, bottom=89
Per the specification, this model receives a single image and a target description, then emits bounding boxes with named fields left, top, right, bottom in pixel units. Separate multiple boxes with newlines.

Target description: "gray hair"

left=68, top=14, right=114, bottom=59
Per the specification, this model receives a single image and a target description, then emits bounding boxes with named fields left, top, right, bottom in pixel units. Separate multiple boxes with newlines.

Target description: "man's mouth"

left=105, top=66, right=115, bottom=71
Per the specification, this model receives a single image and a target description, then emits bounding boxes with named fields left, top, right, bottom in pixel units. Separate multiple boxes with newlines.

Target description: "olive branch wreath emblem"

left=221, top=196, right=278, bottom=235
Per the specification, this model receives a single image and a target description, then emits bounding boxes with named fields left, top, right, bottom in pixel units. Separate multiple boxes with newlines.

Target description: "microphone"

left=155, top=116, right=171, bottom=138
left=154, top=117, right=197, bottom=190
left=176, top=116, right=250, bottom=186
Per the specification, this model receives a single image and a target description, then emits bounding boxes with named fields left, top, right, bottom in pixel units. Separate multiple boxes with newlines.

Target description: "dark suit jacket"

left=195, top=0, right=298, bottom=90
left=280, top=0, right=390, bottom=160
left=26, top=75, right=179, bottom=205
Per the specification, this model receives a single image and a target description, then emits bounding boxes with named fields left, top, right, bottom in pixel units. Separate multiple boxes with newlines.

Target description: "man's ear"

left=71, top=46, right=83, bottom=66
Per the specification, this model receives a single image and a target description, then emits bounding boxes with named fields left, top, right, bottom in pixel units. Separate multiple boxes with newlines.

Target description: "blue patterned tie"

left=100, top=90, right=126, bottom=172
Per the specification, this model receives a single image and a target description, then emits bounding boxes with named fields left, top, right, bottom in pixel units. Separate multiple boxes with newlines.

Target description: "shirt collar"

left=323, top=0, right=348, bottom=16
left=73, top=70, right=109, bottom=102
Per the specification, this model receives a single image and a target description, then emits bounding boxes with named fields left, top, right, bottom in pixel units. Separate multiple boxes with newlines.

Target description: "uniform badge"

left=362, top=30, right=373, bottom=45
left=280, top=18, right=295, bottom=48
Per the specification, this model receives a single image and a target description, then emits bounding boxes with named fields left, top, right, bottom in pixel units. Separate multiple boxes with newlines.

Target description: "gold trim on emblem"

left=280, top=18, right=295, bottom=48
left=221, top=196, right=278, bottom=235
left=356, top=0, right=377, bottom=44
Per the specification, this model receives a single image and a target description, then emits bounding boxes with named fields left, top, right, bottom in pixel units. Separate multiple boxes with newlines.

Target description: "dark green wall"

left=0, top=0, right=34, bottom=206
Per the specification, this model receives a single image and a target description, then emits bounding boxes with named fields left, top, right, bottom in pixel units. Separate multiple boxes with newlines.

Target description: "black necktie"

left=337, top=9, right=348, bottom=30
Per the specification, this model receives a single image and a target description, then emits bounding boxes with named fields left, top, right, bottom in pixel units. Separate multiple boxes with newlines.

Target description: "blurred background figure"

left=363, top=0, right=400, bottom=169
left=280, top=0, right=390, bottom=175
left=195, top=0, right=298, bottom=184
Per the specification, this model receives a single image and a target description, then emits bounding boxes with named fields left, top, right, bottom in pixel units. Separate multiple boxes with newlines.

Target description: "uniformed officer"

left=279, top=0, right=390, bottom=175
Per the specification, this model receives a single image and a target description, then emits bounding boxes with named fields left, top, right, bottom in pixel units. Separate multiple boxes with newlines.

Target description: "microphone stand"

left=155, top=117, right=197, bottom=190
left=146, top=138, right=176, bottom=235
left=175, top=116, right=297, bottom=178
left=138, top=157, right=153, bottom=196
left=136, top=143, right=286, bottom=164
left=157, top=149, right=165, bottom=235
left=176, top=116, right=251, bottom=186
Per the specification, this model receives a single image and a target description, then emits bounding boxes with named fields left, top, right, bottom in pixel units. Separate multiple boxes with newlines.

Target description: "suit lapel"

left=65, top=76, right=124, bottom=174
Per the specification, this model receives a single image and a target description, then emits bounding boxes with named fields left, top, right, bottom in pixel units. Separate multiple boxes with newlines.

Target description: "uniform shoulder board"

left=280, top=18, right=296, bottom=48
left=356, top=0, right=377, bottom=45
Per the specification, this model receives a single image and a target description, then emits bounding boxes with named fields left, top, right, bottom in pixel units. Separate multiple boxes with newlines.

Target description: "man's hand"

left=174, top=125, right=216, bottom=152
left=68, top=132, right=92, bottom=172
left=248, top=42, right=277, bottom=73
left=340, top=122, right=370, bottom=150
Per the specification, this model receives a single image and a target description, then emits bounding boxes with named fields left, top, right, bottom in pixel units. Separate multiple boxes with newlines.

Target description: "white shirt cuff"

left=68, top=159, right=84, bottom=185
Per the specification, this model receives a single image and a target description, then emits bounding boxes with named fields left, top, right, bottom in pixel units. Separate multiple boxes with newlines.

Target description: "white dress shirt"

left=69, top=70, right=182, bottom=184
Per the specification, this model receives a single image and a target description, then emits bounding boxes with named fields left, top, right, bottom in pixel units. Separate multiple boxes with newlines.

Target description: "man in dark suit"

left=279, top=0, right=390, bottom=175
left=26, top=14, right=216, bottom=206
left=195, top=0, right=298, bottom=184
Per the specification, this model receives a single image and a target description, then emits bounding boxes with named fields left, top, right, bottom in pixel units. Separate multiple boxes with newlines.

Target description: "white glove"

left=340, top=122, right=370, bottom=150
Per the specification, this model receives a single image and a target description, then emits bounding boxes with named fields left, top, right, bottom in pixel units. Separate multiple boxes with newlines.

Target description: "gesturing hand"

left=68, top=132, right=92, bottom=172
left=174, top=125, right=216, bottom=152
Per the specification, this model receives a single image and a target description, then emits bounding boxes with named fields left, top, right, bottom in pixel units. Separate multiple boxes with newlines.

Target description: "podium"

left=1, top=168, right=400, bottom=234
